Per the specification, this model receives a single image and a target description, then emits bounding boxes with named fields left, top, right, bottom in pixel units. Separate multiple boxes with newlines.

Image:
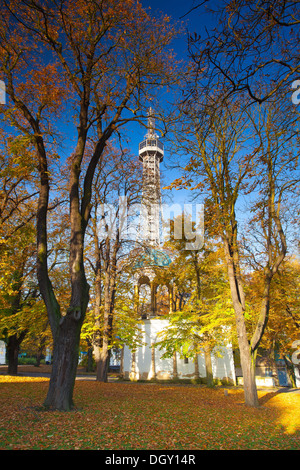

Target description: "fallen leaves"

left=0, top=375, right=49, bottom=383
left=0, top=377, right=299, bottom=450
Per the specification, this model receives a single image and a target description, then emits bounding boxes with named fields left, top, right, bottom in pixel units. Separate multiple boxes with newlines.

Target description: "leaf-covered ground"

left=0, top=375, right=299, bottom=450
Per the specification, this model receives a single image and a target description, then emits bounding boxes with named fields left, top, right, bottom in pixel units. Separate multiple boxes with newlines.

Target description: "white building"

left=0, top=341, right=6, bottom=364
left=123, top=319, right=236, bottom=383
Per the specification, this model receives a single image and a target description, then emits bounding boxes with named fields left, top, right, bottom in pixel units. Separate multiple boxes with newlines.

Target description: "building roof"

left=133, top=246, right=172, bottom=269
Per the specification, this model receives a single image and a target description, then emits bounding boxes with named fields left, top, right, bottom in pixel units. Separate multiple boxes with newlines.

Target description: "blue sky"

left=1, top=0, right=218, bottom=210
left=129, top=1, right=217, bottom=207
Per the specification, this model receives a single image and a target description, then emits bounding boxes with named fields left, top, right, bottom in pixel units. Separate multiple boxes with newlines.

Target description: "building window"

left=184, top=356, right=189, bottom=364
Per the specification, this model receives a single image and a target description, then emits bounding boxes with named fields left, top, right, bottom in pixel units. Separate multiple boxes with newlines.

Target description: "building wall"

left=0, top=341, right=6, bottom=364
left=123, top=319, right=236, bottom=384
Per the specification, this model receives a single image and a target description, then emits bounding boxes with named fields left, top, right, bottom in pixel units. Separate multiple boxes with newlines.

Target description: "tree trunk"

left=194, top=354, right=200, bottom=380
left=7, top=335, right=20, bottom=375
left=225, top=243, right=259, bottom=407
left=151, top=343, right=156, bottom=380
left=95, top=235, right=119, bottom=382
left=36, top=335, right=47, bottom=367
left=44, top=311, right=85, bottom=411
left=283, top=355, right=296, bottom=388
left=120, top=346, right=124, bottom=378
left=7, top=332, right=27, bottom=375
left=204, top=343, right=213, bottom=387
left=95, top=298, right=113, bottom=382
left=6, top=270, right=26, bottom=375
left=235, top=309, right=259, bottom=407
left=96, top=342, right=110, bottom=382
left=130, top=350, right=137, bottom=381
left=86, top=346, right=94, bottom=372
left=173, top=351, right=178, bottom=379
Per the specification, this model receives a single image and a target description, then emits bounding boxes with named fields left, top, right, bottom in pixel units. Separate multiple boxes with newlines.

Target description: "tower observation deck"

left=139, top=107, right=164, bottom=246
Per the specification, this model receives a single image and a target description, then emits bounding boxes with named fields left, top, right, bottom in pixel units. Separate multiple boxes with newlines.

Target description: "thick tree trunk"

left=225, top=243, right=259, bottom=407
left=7, top=332, right=27, bottom=375
left=234, top=303, right=259, bottom=407
left=42, top=124, right=90, bottom=409
left=44, top=307, right=87, bottom=411
left=283, top=355, right=296, bottom=388
left=7, top=335, right=20, bottom=375
left=96, top=342, right=110, bottom=382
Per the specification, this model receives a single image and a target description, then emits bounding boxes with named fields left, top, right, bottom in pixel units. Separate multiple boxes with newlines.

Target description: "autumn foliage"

left=0, top=374, right=299, bottom=450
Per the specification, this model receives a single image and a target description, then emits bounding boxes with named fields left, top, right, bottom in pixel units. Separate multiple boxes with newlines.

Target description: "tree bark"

left=130, top=350, right=137, bottom=381
left=86, top=346, right=94, bottom=372
left=120, top=346, right=124, bottom=378
left=7, top=329, right=27, bottom=375
left=7, top=335, right=20, bottom=375
left=95, top=233, right=119, bottom=382
left=194, top=354, right=200, bottom=380
left=225, top=251, right=259, bottom=407
left=44, top=312, right=86, bottom=411
left=96, top=347, right=110, bottom=382
left=204, top=343, right=213, bottom=387
left=151, top=343, right=156, bottom=380
left=173, top=351, right=178, bottom=379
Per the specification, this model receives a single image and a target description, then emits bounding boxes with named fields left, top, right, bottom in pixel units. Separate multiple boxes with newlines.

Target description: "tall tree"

left=246, top=258, right=300, bottom=386
left=0, top=128, right=38, bottom=373
left=188, top=0, right=300, bottom=104
left=170, top=92, right=298, bottom=406
left=156, top=216, right=234, bottom=385
left=85, top=144, right=143, bottom=382
left=0, top=0, right=177, bottom=410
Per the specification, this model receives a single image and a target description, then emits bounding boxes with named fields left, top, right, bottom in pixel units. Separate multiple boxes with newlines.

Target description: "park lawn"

left=0, top=376, right=299, bottom=450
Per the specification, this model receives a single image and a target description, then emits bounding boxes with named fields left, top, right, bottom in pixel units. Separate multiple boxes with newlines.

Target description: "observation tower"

left=133, top=107, right=172, bottom=320
left=138, top=107, right=164, bottom=246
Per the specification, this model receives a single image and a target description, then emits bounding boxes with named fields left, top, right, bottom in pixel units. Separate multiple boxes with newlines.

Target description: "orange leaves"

left=16, top=64, right=68, bottom=115
left=0, top=377, right=299, bottom=450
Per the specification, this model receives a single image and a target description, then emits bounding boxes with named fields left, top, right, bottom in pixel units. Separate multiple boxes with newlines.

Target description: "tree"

left=0, top=223, right=36, bottom=374
left=0, top=129, right=39, bottom=373
left=156, top=217, right=235, bottom=385
left=246, top=257, right=300, bottom=387
left=188, top=0, right=300, bottom=104
left=170, top=90, right=298, bottom=406
left=0, top=0, right=177, bottom=410
left=85, top=144, right=143, bottom=382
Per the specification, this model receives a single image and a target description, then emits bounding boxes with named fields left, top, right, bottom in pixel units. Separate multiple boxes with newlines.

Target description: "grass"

left=0, top=370, right=299, bottom=450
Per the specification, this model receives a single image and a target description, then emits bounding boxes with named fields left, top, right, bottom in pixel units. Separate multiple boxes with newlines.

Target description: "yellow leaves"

left=0, top=375, right=49, bottom=383
left=265, top=392, right=300, bottom=435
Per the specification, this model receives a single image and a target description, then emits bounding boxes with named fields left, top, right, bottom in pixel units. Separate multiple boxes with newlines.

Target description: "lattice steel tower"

left=138, top=107, right=164, bottom=246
